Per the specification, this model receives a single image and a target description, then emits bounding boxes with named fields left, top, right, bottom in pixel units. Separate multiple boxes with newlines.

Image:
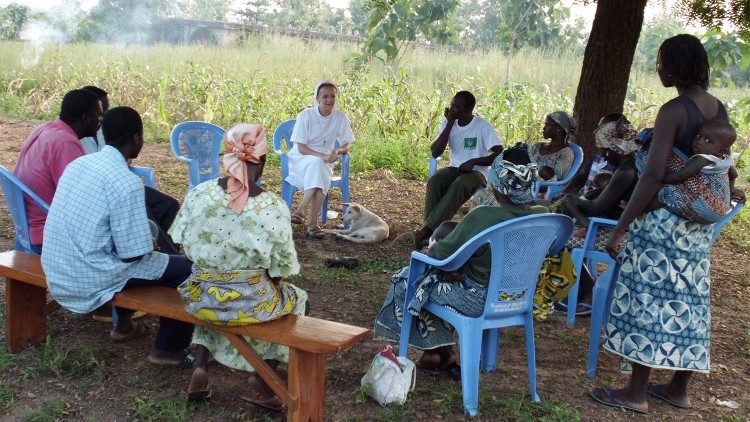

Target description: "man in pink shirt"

left=14, top=89, right=103, bottom=253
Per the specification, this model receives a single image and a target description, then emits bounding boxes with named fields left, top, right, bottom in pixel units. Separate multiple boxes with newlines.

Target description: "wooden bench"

left=0, top=250, right=370, bottom=421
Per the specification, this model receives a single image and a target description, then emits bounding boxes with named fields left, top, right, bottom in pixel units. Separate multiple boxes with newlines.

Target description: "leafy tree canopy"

left=0, top=3, right=30, bottom=40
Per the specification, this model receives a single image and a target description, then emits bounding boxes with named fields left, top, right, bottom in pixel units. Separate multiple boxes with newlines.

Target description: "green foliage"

left=19, top=336, right=105, bottom=381
left=702, top=28, right=750, bottom=86
left=238, top=0, right=342, bottom=30
left=0, top=38, right=748, bottom=180
left=359, top=0, right=459, bottom=66
left=0, top=3, right=29, bottom=41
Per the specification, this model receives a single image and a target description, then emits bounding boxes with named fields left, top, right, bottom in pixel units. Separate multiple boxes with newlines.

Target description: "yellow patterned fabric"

left=533, top=249, right=576, bottom=321
left=178, top=268, right=298, bottom=326
left=169, top=181, right=306, bottom=371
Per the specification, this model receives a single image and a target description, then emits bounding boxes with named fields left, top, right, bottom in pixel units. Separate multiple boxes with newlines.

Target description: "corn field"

left=1, top=36, right=748, bottom=179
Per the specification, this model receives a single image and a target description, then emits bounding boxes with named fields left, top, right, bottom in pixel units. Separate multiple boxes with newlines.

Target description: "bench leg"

left=288, top=349, right=325, bottom=422
left=6, top=278, right=47, bottom=352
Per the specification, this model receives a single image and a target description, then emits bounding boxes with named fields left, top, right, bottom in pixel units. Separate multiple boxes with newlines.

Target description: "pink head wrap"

left=222, top=124, right=268, bottom=213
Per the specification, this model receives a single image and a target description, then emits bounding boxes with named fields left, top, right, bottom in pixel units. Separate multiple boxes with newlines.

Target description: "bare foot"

left=647, top=382, right=692, bottom=409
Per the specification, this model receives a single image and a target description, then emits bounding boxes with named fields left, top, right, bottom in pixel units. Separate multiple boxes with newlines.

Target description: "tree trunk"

left=572, top=0, right=648, bottom=159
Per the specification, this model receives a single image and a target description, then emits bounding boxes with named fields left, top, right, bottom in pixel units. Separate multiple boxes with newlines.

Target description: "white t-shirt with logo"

left=438, top=115, right=502, bottom=179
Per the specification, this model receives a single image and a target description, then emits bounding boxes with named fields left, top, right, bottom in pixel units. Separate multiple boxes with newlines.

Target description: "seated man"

left=41, top=106, right=194, bottom=364
left=14, top=89, right=101, bottom=254
left=80, top=85, right=180, bottom=254
left=413, top=90, right=503, bottom=249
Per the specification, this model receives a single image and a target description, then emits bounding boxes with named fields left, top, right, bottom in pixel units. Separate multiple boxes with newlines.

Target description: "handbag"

left=360, top=345, right=416, bottom=406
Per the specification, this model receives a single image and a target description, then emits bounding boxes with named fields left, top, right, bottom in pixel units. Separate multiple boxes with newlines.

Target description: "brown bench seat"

left=0, top=250, right=370, bottom=421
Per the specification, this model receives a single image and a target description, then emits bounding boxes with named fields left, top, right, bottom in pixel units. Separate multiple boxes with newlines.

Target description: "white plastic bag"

left=360, top=345, right=416, bottom=406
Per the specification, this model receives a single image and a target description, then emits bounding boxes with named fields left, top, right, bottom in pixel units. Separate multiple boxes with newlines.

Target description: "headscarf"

left=487, top=145, right=539, bottom=205
left=547, top=111, right=577, bottom=144
left=222, top=124, right=268, bottom=214
left=594, top=118, right=640, bottom=155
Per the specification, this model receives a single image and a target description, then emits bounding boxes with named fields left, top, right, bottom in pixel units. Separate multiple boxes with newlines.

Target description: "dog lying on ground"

left=322, top=203, right=389, bottom=243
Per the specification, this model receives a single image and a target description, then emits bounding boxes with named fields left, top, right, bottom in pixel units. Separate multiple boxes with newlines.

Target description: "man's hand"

left=458, top=160, right=474, bottom=173
left=444, top=107, right=456, bottom=122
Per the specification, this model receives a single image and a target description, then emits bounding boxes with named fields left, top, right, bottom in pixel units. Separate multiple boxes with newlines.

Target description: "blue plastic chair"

left=272, top=119, right=351, bottom=224
left=579, top=200, right=745, bottom=379
left=398, top=214, right=574, bottom=416
left=170, top=121, right=225, bottom=190
left=129, top=165, right=157, bottom=189
left=0, top=165, right=50, bottom=254
left=533, top=142, right=584, bottom=200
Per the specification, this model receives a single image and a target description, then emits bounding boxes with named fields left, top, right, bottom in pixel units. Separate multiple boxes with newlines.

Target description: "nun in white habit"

left=286, top=80, right=355, bottom=237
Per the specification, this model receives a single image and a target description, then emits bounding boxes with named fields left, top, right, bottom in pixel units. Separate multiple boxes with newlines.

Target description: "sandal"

left=290, top=213, right=304, bottom=225
left=305, top=227, right=326, bottom=239
left=241, top=390, right=283, bottom=412
left=110, top=322, right=150, bottom=343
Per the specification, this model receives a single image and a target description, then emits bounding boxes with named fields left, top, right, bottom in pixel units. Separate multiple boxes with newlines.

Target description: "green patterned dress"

left=169, top=182, right=307, bottom=371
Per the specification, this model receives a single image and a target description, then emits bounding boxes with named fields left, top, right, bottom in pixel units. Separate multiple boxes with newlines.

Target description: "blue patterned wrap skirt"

left=603, top=208, right=714, bottom=372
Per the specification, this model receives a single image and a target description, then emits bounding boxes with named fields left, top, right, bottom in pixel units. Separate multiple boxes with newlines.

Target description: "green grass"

left=2, top=37, right=748, bottom=180
left=0, top=385, right=16, bottom=409
left=129, top=396, right=197, bottom=422
left=19, top=336, right=106, bottom=381
left=20, top=400, right=67, bottom=422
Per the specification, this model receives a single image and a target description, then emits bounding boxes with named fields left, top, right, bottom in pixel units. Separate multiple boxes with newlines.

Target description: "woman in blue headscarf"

left=373, top=144, right=548, bottom=379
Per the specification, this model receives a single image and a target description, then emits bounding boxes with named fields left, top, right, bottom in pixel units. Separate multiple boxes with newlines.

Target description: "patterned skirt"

left=373, top=266, right=487, bottom=350
left=602, top=208, right=714, bottom=372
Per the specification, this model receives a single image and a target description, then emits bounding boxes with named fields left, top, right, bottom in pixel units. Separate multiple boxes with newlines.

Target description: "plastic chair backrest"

left=710, top=200, right=744, bottom=245
left=129, top=165, right=156, bottom=189
left=533, top=142, right=584, bottom=200
left=170, top=121, right=225, bottom=189
left=0, top=165, right=50, bottom=253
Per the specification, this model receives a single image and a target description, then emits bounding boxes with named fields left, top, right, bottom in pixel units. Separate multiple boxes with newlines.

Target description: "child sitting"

left=582, top=172, right=613, bottom=200
left=644, top=119, right=741, bottom=223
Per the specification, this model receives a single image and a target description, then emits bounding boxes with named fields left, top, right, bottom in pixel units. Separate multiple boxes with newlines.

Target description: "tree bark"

left=572, top=0, right=648, bottom=159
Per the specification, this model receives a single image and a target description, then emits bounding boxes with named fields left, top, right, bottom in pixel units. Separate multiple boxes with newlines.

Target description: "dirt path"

left=0, top=116, right=748, bottom=420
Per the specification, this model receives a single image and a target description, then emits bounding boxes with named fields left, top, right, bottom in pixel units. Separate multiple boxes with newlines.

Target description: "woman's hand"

left=324, top=152, right=339, bottom=163
left=604, top=229, right=626, bottom=263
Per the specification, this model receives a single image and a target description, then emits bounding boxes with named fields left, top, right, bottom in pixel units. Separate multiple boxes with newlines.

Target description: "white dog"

left=322, top=203, right=389, bottom=243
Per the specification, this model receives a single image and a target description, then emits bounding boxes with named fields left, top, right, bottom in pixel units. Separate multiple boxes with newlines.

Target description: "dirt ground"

left=0, top=115, right=748, bottom=421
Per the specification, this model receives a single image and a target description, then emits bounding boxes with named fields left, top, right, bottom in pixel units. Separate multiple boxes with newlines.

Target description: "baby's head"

left=693, top=120, right=736, bottom=158
left=592, top=172, right=612, bottom=190
left=429, top=220, right=459, bottom=249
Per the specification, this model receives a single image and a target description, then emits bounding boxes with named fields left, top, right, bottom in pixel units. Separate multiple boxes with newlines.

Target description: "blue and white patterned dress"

left=602, top=208, right=714, bottom=372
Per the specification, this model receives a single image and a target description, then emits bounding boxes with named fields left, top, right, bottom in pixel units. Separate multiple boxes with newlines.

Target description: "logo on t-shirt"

left=463, top=137, right=477, bottom=150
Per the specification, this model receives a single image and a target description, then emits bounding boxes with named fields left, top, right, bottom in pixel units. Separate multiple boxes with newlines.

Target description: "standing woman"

left=286, top=80, right=355, bottom=238
left=528, top=111, right=577, bottom=181
left=592, top=34, right=740, bottom=413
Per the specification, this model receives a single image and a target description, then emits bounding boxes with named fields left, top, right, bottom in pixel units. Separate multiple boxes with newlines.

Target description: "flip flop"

left=241, top=390, right=283, bottom=412
left=647, top=383, right=692, bottom=409
left=589, top=387, right=648, bottom=414
left=575, top=303, right=593, bottom=317
left=147, top=350, right=194, bottom=368
left=110, top=323, right=150, bottom=343
left=305, top=227, right=326, bottom=239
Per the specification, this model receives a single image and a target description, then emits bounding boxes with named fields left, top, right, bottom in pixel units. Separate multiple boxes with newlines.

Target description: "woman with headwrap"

left=286, top=80, right=355, bottom=238
left=528, top=111, right=577, bottom=181
left=168, top=124, right=307, bottom=410
left=373, top=144, right=547, bottom=380
left=554, top=115, right=640, bottom=316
